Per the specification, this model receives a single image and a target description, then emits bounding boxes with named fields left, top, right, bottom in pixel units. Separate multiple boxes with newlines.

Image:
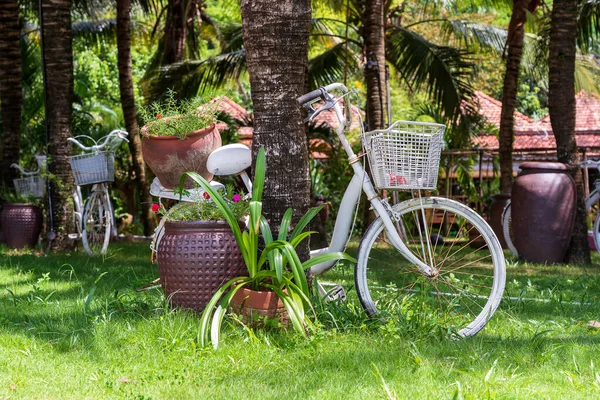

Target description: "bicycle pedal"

left=325, top=285, right=347, bottom=302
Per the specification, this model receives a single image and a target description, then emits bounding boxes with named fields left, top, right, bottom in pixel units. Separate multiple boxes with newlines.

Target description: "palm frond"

left=386, top=26, right=476, bottom=123
left=308, top=42, right=359, bottom=90
left=575, top=55, right=600, bottom=95
left=144, top=50, right=247, bottom=100
left=220, top=22, right=244, bottom=52
left=442, top=20, right=507, bottom=53
left=578, top=0, right=600, bottom=52
left=72, top=19, right=116, bottom=39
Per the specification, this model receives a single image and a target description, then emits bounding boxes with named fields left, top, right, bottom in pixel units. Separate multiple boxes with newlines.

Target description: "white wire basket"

left=13, top=176, right=46, bottom=198
left=363, top=120, right=445, bottom=191
left=68, top=151, right=115, bottom=185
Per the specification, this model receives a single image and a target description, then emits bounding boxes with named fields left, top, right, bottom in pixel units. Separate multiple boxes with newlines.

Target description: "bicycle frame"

left=307, top=84, right=436, bottom=277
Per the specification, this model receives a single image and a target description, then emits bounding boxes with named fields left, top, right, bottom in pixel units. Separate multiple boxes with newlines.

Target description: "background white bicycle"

left=11, top=155, right=47, bottom=199
left=66, top=130, right=129, bottom=256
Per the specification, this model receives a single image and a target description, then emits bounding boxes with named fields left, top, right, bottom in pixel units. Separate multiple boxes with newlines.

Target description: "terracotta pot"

left=157, top=220, right=246, bottom=312
left=231, top=286, right=289, bottom=327
left=0, top=203, right=43, bottom=249
left=511, top=162, right=576, bottom=264
left=488, top=193, right=511, bottom=249
left=141, top=123, right=221, bottom=189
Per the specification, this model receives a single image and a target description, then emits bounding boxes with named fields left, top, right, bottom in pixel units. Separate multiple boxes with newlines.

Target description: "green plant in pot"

left=154, top=184, right=249, bottom=312
left=181, top=147, right=355, bottom=349
left=140, top=90, right=222, bottom=189
left=0, top=190, right=43, bottom=249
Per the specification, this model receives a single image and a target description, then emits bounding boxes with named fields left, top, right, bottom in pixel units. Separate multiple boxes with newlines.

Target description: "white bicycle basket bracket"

left=363, top=120, right=445, bottom=191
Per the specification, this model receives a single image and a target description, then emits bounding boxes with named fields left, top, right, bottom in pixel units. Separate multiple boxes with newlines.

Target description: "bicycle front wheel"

left=356, top=197, right=506, bottom=337
left=81, top=190, right=112, bottom=255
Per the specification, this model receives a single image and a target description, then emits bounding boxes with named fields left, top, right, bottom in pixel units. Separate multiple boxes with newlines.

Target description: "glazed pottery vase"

left=511, top=162, right=576, bottom=264
left=0, top=203, right=43, bottom=249
left=141, top=123, right=221, bottom=189
left=157, top=220, right=246, bottom=312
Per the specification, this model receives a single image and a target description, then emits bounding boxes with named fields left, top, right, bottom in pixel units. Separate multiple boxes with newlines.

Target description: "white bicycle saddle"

left=207, top=144, right=252, bottom=176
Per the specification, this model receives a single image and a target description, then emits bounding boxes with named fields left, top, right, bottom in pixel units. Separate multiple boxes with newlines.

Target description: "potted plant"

left=140, top=90, right=222, bottom=189
left=0, top=191, right=43, bottom=249
left=182, top=147, right=356, bottom=349
left=155, top=184, right=249, bottom=312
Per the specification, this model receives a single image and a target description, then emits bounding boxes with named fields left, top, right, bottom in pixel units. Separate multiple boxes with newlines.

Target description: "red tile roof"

left=473, top=91, right=600, bottom=150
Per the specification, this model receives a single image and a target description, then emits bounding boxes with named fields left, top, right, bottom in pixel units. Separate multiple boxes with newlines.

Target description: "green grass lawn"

left=2, top=241, right=600, bottom=399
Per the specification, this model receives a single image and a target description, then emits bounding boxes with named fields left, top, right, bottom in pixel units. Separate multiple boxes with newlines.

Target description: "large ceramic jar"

left=488, top=193, right=511, bottom=249
left=511, top=162, right=576, bottom=264
left=141, top=123, right=221, bottom=189
left=157, top=220, right=246, bottom=312
left=0, top=203, right=43, bottom=249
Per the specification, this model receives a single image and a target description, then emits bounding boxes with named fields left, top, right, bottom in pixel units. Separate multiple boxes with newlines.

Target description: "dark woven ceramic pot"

left=489, top=193, right=511, bottom=249
left=157, top=220, right=246, bottom=312
left=511, top=162, right=576, bottom=264
left=0, top=203, right=43, bottom=249
left=231, top=286, right=289, bottom=327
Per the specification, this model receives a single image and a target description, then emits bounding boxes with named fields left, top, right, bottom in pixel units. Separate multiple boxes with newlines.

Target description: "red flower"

left=232, top=194, right=241, bottom=203
left=203, top=192, right=210, bottom=200
left=156, top=113, right=163, bottom=119
left=151, top=203, right=160, bottom=212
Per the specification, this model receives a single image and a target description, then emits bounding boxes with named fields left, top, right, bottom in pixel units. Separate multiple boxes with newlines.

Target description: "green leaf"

left=198, top=276, right=251, bottom=348
left=278, top=208, right=293, bottom=241
left=264, top=284, right=306, bottom=336
left=252, top=147, right=266, bottom=202
left=302, top=252, right=357, bottom=270
left=289, top=205, right=323, bottom=241
left=249, top=201, right=262, bottom=235
left=290, top=231, right=317, bottom=249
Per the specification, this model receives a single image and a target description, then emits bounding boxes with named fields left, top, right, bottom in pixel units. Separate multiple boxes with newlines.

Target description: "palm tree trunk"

left=548, top=0, right=590, bottom=264
left=164, top=0, right=187, bottom=64
left=241, top=0, right=311, bottom=257
left=498, top=0, right=528, bottom=194
left=41, top=0, right=75, bottom=251
left=362, top=0, right=387, bottom=131
left=361, top=0, right=386, bottom=231
left=117, top=0, right=156, bottom=236
left=0, top=0, right=23, bottom=187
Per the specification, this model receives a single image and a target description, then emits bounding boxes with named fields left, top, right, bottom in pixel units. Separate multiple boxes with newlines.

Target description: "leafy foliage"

left=138, top=89, right=219, bottom=138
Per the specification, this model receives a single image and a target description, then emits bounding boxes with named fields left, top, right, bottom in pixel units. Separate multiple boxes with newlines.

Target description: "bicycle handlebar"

left=11, top=163, right=39, bottom=176
left=67, top=130, right=129, bottom=152
left=296, top=83, right=350, bottom=105
left=579, top=159, right=600, bottom=169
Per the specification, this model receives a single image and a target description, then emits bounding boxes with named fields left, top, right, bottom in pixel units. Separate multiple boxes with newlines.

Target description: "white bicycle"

left=66, top=130, right=129, bottom=256
left=502, top=159, right=600, bottom=258
left=11, top=155, right=47, bottom=199
left=298, top=83, right=506, bottom=337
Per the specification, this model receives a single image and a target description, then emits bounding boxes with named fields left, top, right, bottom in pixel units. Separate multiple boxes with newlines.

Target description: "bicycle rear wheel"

left=81, top=189, right=112, bottom=255
left=355, top=197, right=505, bottom=337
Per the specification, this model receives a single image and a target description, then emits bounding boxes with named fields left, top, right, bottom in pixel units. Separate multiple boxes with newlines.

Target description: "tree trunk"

left=240, top=0, right=312, bottom=258
left=164, top=0, right=187, bottom=64
left=116, top=0, right=156, bottom=236
left=548, top=0, right=590, bottom=264
left=362, top=0, right=387, bottom=131
left=361, top=0, right=386, bottom=231
left=0, top=0, right=23, bottom=188
left=41, top=0, right=75, bottom=251
left=498, top=0, right=528, bottom=194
